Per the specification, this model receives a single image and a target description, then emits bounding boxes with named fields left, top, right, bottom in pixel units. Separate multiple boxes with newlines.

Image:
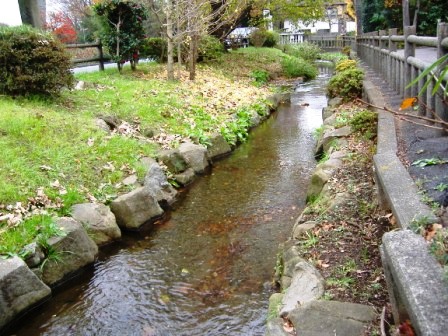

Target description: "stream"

left=10, top=66, right=331, bottom=336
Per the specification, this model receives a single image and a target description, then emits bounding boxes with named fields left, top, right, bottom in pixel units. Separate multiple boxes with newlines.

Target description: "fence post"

left=403, top=25, right=416, bottom=97
left=388, top=29, right=397, bottom=88
left=436, top=22, right=448, bottom=123
left=97, top=39, right=105, bottom=71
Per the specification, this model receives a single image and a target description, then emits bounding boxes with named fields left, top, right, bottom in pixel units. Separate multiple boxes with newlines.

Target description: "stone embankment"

left=266, top=67, right=448, bottom=335
left=0, top=93, right=290, bottom=333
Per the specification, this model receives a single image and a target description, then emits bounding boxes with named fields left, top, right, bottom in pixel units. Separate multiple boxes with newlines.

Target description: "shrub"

left=349, top=109, right=377, bottom=140
left=327, top=67, right=364, bottom=100
left=0, top=25, right=74, bottom=96
left=281, top=56, right=318, bottom=79
left=198, top=35, right=224, bottom=61
left=263, top=31, right=279, bottom=48
left=285, top=42, right=322, bottom=61
left=141, top=37, right=167, bottom=62
left=335, top=59, right=357, bottom=72
left=249, top=29, right=267, bottom=47
left=320, top=52, right=348, bottom=63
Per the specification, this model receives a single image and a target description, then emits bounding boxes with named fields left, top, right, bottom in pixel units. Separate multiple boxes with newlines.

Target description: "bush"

left=285, top=42, right=322, bottom=61
left=141, top=37, right=167, bottom=62
left=320, top=52, right=348, bottom=63
left=335, top=59, right=357, bottom=72
left=263, top=31, right=279, bottom=48
left=198, top=35, right=224, bottom=61
left=249, top=29, right=267, bottom=47
left=251, top=69, right=270, bottom=86
left=0, top=26, right=74, bottom=96
left=349, top=110, right=377, bottom=140
left=281, top=56, right=318, bottom=79
left=327, top=67, right=364, bottom=100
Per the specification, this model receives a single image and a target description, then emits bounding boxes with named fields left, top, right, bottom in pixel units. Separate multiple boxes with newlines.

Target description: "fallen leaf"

left=399, top=97, right=417, bottom=110
left=424, top=223, right=443, bottom=241
left=398, top=320, right=415, bottom=336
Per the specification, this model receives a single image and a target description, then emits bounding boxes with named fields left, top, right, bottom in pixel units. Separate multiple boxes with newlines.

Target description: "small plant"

left=412, top=158, right=448, bottom=167
left=409, top=215, right=433, bottom=234
left=251, top=70, right=270, bottom=86
left=313, top=125, right=325, bottom=139
left=300, top=231, right=319, bottom=248
left=435, top=183, right=448, bottom=192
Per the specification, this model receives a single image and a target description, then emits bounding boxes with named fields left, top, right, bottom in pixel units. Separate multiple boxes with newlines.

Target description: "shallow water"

left=9, top=68, right=331, bottom=336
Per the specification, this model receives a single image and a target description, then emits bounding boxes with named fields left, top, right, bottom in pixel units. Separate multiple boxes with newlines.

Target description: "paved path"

left=396, top=47, right=438, bottom=65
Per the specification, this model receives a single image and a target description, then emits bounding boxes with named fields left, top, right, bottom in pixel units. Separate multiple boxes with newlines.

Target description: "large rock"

left=0, top=257, right=51, bottom=330
left=292, top=221, right=318, bottom=239
left=178, top=142, right=209, bottom=174
left=174, top=168, right=196, bottom=186
left=315, top=125, right=352, bottom=156
left=306, top=158, right=343, bottom=201
left=207, top=133, right=232, bottom=160
left=110, top=186, right=164, bottom=230
left=143, top=158, right=177, bottom=207
left=327, top=97, right=343, bottom=108
left=265, top=318, right=290, bottom=336
left=41, top=217, right=98, bottom=287
left=71, top=203, right=121, bottom=246
left=288, top=300, right=377, bottom=336
left=157, top=150, right=187, bottom=174
left=279, top=260, right=325, bottom=317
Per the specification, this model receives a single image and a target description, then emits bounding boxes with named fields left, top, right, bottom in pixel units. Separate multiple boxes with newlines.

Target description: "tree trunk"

left=189, top=34, right=199, bottom=80
left=402, top=0, right=410, bottom=29
left=354, top=0, right=363, bottom=35
left=165, top=1, right=175, bottom=80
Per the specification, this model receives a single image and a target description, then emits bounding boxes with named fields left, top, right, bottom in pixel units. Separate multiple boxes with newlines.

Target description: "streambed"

left=10, top=67, right=331, bottom=336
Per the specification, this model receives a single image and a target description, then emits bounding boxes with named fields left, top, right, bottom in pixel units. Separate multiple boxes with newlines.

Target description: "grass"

left=0, top=47, right=317, bottom=258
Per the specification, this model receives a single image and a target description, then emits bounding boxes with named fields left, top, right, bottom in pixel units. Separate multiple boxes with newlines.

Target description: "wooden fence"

left=66, top=40, right=109, bottom=71
left=279, top=33, right=355, bottom=51
left=356, top=22, right=448, bottom=123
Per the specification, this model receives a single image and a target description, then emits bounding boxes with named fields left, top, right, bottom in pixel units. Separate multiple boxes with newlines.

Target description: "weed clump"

left=0, top=25, right=74, bottom=96
left=349, top=109, right=377, bottom=140
left=281, top=55, right=318, bottom=79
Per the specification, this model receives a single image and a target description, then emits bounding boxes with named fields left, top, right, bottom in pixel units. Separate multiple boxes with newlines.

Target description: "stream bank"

left=3, top=68, right=331, bottom=335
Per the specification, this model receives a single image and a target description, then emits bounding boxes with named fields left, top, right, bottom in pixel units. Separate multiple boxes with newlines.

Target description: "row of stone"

left=0, top=93, right=289, bottom=332
left=266, top=97, right=377, bottom=336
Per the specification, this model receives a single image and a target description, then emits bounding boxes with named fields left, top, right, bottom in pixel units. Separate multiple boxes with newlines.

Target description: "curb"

left=363, top=79, right=448, bottom=335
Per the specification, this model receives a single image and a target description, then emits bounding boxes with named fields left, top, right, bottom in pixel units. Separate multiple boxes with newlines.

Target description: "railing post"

left=388, top=28, right=397, bottom=89
left=436, top=22, right=448, bottom=123
left=403, top=25, right=416, bottom=97
left=97, top=39, right=105, bottom=71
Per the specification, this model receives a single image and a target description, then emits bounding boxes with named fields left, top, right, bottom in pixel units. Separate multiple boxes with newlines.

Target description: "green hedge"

left=0, top=26, right=74, bottom=96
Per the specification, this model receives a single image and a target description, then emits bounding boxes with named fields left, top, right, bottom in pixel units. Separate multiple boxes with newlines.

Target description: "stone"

left=288, top=300, right=377, bottom=336
left=382, top=230, right=448, bottom=335
left=306, top=158, right=343, bottom=201
left=110, top=186, right=164, bottom=230
left=95, top=118, right=111, bottom=133
left=178, top=142, right=209, bottom=174
left=0, top=257, right=51, bottom=330
left=74, top=81, right=85, bottom=90
left=206, top=133, right=232, bottom=161
left=122, top=174, right=138, bottom=186
left=268, top=293, right=285, bottom=321
left=267, top=93, right=291, bottom=110
left=265, top=318, right=290, bottom=336
left=322, top=107, right=335, bottom=120
left=71, top=203, right=121, bottom=246
left=157, top=150, right=187, bottom=174
left=292, top=221, right=318, bottom=239
left=21, top=242, right=45, bottom=268
left=315, top=126, right=352, bottom=157
left=41, top=217, right=98, bottom=286
left=327, top=97, right=343, bottom=108
left=174, top=168, right=196, bottom=186
left=143, top=158, right=177, bottom=207
left=279, top=260, right=325, bottom=317
left=249, top=110, right=262, bottom=127
left=328, top=192, right=351, bottom=211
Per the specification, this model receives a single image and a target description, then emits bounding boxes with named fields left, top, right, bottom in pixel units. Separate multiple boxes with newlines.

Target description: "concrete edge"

left=363, top=79, right=447, bottom=334
left=381, top=230, right=448, bottom=335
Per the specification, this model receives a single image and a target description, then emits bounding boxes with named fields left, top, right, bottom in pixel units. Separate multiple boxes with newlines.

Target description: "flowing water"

left=9, top=67, right=331, bottom=336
